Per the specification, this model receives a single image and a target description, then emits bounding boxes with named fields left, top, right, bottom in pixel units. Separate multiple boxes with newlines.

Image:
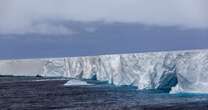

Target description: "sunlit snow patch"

left=64, top=79, right=92, bottom=86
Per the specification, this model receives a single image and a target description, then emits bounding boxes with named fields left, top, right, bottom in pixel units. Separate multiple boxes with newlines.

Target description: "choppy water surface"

left=0, top=76, right=208, bottom=110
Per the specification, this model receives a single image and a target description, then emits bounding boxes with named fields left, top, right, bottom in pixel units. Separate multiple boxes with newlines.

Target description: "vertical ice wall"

left=0, top=49, right=208, bottom=93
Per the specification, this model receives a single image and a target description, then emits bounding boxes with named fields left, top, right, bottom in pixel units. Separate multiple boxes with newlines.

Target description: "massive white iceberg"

left=0, top=49, right=208, bottom=93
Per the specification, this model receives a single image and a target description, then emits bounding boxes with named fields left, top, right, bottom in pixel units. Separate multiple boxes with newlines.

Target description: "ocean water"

left=0, top=76, right=208, bottom=110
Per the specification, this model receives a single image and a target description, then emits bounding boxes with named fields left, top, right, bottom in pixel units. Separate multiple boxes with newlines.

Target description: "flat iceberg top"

left=1, top=49, right=208, bottom=93
left=64, top=79, right=92, bottom=86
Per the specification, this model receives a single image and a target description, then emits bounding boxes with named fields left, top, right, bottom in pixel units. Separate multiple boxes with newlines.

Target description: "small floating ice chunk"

left=64, top=79, right=92, bottom=86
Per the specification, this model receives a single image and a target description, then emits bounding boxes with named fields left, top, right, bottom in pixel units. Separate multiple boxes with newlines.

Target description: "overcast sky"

left=0, top=0, right=208, bottom=59
left=1, top=0, right=208, bottom=34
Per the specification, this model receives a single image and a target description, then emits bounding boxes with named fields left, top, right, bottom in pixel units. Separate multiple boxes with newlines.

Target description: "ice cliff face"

left=0, top=49, right=208, bottom=93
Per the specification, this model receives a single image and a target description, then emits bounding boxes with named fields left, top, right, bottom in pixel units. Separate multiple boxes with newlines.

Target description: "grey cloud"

left=0, top=0, right=208, bottom=35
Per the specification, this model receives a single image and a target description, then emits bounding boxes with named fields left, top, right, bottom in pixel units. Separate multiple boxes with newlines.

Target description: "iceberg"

left=0, top=49, right=208, bottom=93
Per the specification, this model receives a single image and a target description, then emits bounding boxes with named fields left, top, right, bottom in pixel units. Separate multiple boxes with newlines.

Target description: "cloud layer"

left=0, top=0, right=208, bottom=34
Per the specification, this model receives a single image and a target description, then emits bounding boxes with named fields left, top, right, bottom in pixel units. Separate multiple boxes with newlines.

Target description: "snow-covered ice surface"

left=1, top=49, right=208, bottom=93
left=64, top=79, right=91, bottom=86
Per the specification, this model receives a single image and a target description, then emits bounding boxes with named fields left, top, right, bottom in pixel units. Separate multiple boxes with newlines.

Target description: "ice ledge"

left=64, top=79, right=92, bottom=86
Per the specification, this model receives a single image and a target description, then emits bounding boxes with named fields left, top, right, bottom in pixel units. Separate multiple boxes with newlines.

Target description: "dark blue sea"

left=0, top=76, right=208, bottom=110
